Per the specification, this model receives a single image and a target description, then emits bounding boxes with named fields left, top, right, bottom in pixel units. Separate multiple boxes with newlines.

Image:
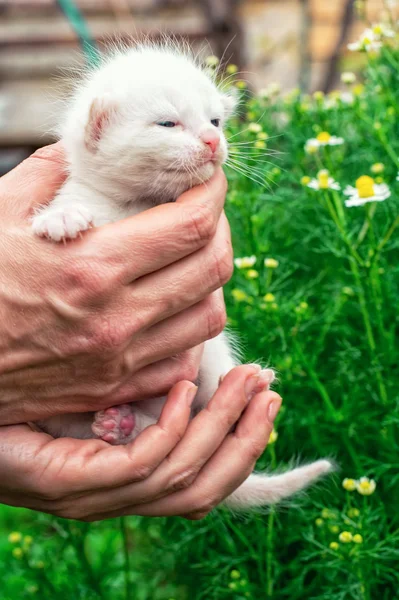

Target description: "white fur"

left=34, top=42, right=332, bottom=509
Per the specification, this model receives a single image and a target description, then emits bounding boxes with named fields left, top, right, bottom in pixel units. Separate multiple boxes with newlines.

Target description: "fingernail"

left=268, top=397, right=282, bottom=423
left=245, top=374, right=260, bottom=400
left=186, top=385, right=198, bottom=406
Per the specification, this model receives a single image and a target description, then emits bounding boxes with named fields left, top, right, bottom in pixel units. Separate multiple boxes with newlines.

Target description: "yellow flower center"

left=316, top=131, right=331, bottom=143
left=372, top=25, right=382, bottom=35
left=317, top=170, right=330, bottom=189
left=356, top=175, right=375, bottom=198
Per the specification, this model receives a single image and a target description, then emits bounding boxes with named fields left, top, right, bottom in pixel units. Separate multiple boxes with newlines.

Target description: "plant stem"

left=294, top=339, right=340, bottom=422
left=120, top=517, right=133, bottom=600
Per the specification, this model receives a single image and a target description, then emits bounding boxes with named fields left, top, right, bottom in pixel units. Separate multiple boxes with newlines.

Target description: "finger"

left=108, top=345, right=204, bottom=406
left=89, top=168, right=227, bottom=281
left=127, top=289, right=225, bottom=372
left=0, top=382, right=197, bottom=503
left=0, top=143, right=67, bottom=219
left=73, top=365, right=263, bottom=516
left=120, top=213, right=232, bottom=329
left=86, top=390, right=281, bottom=520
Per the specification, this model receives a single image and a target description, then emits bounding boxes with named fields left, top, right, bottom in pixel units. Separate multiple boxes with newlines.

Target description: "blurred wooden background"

left=0, top=0, right=392, bottom=169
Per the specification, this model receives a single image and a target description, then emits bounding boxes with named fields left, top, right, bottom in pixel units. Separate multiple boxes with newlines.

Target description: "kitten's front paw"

left=92, top=404, right=136, bottom=445
left=32, top=204, right=93, bottom=241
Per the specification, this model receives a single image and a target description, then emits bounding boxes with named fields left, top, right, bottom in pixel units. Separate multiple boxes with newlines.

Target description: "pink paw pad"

left=92, top=404, right=136, bottom=445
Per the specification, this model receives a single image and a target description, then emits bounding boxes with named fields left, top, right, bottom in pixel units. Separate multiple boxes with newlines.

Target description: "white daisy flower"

left=305, top=139, right=320, bottom=154
left=234, top=255, right=257, bottom=269
left=308, top=170, right=341, bottom=191
left=305, top=132, right=344, bottom=153
left=340, top=92, right=355, bottom=105
left=341, top=72, right=356, bottom=84
left=348, top=24, right=394, bottom=52
left=348, top=28, right=382, bottom=52
left=344, top=175, right=391, bottom=207
left=356, top=476, right=377, bottom=496
left=372, top=23, right=395, bottom=38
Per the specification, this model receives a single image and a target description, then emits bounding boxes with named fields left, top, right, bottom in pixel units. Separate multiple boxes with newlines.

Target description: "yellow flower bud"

left=315, top=518, right=324, bottom=527
left=264, top=293, right=275, bottom=302
left=8, top=532, right=22, bottom=544
left=226, top=64, right=238, bottom=75
left=230, top=570, right=241, bottom=579
left=232, top=289, right=249, bottom=303
left=353, top=534, right=363, bottom=544
left=339, top=531, right=353, bottom=543
left=248, top=123, right=262, bottom=133
left=342, top=478, right=357, bottom=491
left=301, top=176, right=311, bottom=185
left=12, top=547, right=24, bottom=559
left=329, top=542, right=339, bottom=551
left=269, top=429, right=278, bottom=444
left=264, top=258, right=279, bottom=268
left=205, top=55, right=219, bottom=68
left=257, top=131, right=269, bottom=140
left=371, top=162, right=385, bottom=174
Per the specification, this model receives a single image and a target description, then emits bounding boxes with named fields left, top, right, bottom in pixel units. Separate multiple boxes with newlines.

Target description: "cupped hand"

left=0, top=366, right=281, bottom=520
left=0, top=143, right=232, bottom=425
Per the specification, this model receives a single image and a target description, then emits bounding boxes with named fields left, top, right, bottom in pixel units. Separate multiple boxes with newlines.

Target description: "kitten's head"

left=64, top=43, right=237, bottom=202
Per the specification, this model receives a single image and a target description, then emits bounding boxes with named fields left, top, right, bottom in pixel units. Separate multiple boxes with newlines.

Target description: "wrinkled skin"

left=0, top=143, right=231, bottom=425
left=0, top=143, right=281, bottom=520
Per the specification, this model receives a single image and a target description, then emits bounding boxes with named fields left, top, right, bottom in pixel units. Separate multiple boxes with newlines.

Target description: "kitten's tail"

left=224, top=460, right=334, bottom=510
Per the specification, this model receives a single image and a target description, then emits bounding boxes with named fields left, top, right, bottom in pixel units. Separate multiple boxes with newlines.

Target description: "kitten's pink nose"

left=201, top=131, right=220, bottom=154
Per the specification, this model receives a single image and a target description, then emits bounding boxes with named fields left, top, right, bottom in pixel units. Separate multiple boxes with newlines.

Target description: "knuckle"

left=86, top=317, right=129, bottom=354
left=187, top=204, right=217, bottom=245
left=167, top=469, right=197, bottom=493
left=178, top=352, right=201, bottom=382
left=131, top=463, right=153, bottom=482
left=244, top=437, right=266, bottom=463
left=205, top=297, right=227, bottom=339
left=210, top=242, right=233, bottom=288
left=62, top=259, right=113, bottom=303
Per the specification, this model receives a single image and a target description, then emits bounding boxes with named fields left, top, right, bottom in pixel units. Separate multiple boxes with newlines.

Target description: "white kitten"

left=33, top=42, right=332, bottom=509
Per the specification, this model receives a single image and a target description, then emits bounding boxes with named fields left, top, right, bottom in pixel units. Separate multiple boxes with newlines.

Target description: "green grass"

left=1, top=20, right=399, bottom=600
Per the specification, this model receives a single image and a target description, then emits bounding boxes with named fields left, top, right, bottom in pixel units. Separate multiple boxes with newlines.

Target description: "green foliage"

left=1, top=19, right=399, bottom=600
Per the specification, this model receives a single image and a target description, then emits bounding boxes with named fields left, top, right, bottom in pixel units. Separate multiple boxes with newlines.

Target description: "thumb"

left=0, top=142, right=67, bottom=220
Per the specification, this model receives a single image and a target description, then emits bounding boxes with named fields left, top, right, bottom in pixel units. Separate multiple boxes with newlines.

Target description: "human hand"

left=0, top=366, right=281, bottom=520
left=0, top=143, right=232, bottom=425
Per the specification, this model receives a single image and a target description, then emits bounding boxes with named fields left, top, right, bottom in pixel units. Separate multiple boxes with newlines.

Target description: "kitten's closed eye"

left=211, top=118, right=221, bottom=127
left=157, top=121, right=176, bottom=127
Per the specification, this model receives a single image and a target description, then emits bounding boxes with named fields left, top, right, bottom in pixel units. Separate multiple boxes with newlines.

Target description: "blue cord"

left=56, top=0, right=100, bottom=66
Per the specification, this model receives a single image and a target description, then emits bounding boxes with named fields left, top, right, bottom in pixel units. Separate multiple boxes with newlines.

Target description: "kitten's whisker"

left=225, top=160, right=268, bottom=188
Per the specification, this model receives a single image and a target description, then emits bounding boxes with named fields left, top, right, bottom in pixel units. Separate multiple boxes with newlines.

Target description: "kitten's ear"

left=221, top=89, right=238, bottom=120
left=84, top=96, right=116, bottom=152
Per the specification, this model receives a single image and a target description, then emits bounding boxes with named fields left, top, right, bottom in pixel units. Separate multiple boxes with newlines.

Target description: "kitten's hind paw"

left=32, top=204, right=93, bottom=242
left=92, top=404, right=136, bottom=445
